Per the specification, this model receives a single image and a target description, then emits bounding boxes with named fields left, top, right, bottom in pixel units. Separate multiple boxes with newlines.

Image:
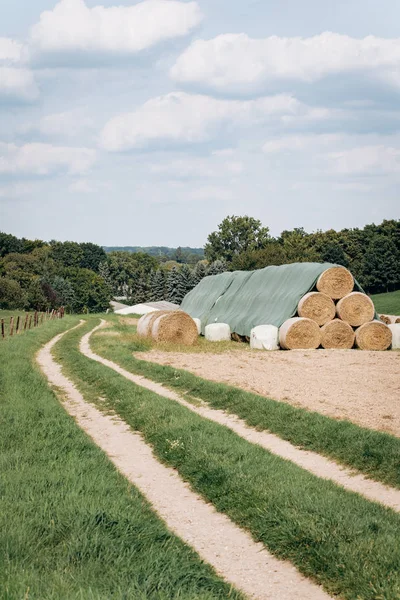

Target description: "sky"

left=0, top=0, right=399, bottom=246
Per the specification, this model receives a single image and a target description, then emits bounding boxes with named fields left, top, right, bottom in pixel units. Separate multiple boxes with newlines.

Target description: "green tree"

left=205, top=215, right=270, bottom=263
left=80, top=242, right=107, bottom=272
left=361, top=236, right=400, bottom=293
left=207, top=260, right=226, bottom=276
left=52, top=276, right=76, bottom=310
left=231, top=242, right=288, bottom=271
left=176, top=264, right=194, bottom=303
left=192, top=262, right=208, bottom=286
left=26, top=279, right=49, bottom=311
left=62, top=267, right=112, bottom=313
left=0, top=277, right=27, bottom=309
left=150, top=270, right=166, bottom=301
left=280, top=228, right=319, bottom=263
left=50, top=241, right=84, bottom=268
left=0, top=232, right=24, bottom=257
left=166, top=267, right=181, bottom=304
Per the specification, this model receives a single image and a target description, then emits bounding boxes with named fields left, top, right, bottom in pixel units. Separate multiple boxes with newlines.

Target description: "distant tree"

left=319, top=242, right=349, bottom=267
left=50, top=241, right=84, bottom=268
left=0, top=277, right=26, bottom=309
left=80, top=242, right=107, bottom=272
left=0, top=232, right=24, bottom=257
left=192, top=261, right=208, bottom=286
left=176, top=264, right=194, bottom=303
left=52, top=276, right=76, bottom=310
left=166, top=267, right=181, bottom=304
left=361, top=236, right=400, bottom=293
left=150, top=269, right=166, bottom=301
left=175, top=247, right=184, bottom=264
left=279, top=228, right=319, bottom=263
left=207, top=260, right=226, bottom=276
left=131, top=271, right=151, bottom=305
left=231, top=243, right=288, bottom=271
left=205, top=215, right=270, bottom=263
left=98, top=261, right=113, bottom=292
left=27, top=279, right=50, bottom=311
left=22, top=238, right=46, bottom=254
left=62, top=267, right=112, bottom=313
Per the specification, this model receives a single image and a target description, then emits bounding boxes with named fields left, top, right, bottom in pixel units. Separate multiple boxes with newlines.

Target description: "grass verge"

left=91, top=316, right=400, bottom=490
left=371, top=289, right=400, bottom=315
left=0, top=316, right=243, bottom=600
left=56, top=318, right=400, bottom=600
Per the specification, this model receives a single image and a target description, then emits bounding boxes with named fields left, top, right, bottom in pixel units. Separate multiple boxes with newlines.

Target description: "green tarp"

left=181, top=262, right=362, bottom=336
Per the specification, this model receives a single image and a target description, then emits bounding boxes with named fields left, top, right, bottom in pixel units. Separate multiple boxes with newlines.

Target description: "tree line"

left=1, top=217, right=399, bottom=312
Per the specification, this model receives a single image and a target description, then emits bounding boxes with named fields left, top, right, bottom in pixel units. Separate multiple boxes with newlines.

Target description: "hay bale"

left=231, top=332, right=247, bottom=343
left=279, top=317, right=321, bottom=350
left=193, top=317, right=201, bottom=335
left=152, top=311, right=198, bottom=345
left=379, top=314, right=392, bottom=325
left=320, top=319, right=355, bottom=349
left=336, top=292, right=375, bottom=326
left=355, top=320, right=392, bottom=351
left=297, top=292, right=335, bottom=325
left=205, top=323, right=231, bottom=342
left=250, top=325, right=279, bottom=351
left=137, top=310, right=170, bottom=338
left=388, top=324, right=400, bottom=349
left=396, top=317, right=400, bottom=324
left=316, top=266, right=354, bottom=299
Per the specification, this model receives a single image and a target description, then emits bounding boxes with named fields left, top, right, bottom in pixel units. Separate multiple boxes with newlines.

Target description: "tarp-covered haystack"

left=181, top=262, right=392, bottom=350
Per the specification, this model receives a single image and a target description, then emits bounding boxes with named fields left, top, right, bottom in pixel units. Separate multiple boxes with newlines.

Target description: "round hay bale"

left=396, top=317, right=400, bottom=324
left=316, top=266, right=354, bottom=299
left=388, top=324, right=400, bottom=349
left=379, top=314, right=391, bottom=325
left=355, top=320, right=392, bottom=351
left=336, top=292, right=375, bottom=326
left=205, top=323, right=231, bottom=342
left=320, top=319, right=355, bottom=349
left=279, top=317, right=321, bottom=350
left=250, top=325, right=279, bottom=351
left=152, top=311, right=198, bottom=345
left=297, top=292, right=335, bottom=325
left=137, top=310, right=169, bottom=338
left=193, top=317, right=201, bottom=335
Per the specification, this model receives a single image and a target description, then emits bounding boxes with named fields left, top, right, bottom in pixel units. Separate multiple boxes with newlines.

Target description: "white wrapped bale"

left=193, top=318, right=202, bottom=335
left=388, top=324, right=400, bottom=349
left=137, top=313, right=156, bottom=337
left=205, top=323, right=231, bottom=342
left=250, top=325, right=279, bottom=351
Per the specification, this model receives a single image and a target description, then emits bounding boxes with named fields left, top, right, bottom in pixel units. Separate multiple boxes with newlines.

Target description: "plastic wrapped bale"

left=152, top=311, right=198, bottom=345
left=250, top=325, right=279, bottom=351
left=137, top=310, right=170, bottom=338
left=193, top=318, right=201, bottom=335
left=279, top=317, right=321, bottom=350
left=205, top=323, right=231, bottom=342
left=316, top=266, right=354, bottom=299
left=388, top=324, right=400, bottom=349
left=297, top=292, right=335, bottom=326
left=320, top=319, right=355, bottom=349
left=355, top=320, right=392, bottom=351
left=336, top=292, right=375, bottom=327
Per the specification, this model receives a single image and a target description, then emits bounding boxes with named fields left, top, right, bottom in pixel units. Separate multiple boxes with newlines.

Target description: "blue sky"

left=0, top=0, right=399, bottom=246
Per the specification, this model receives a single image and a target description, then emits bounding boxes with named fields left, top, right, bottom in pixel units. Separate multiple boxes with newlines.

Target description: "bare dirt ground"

left=135, top=348, right=400, bottom=436
left=37, top=324, right=330, bottom=600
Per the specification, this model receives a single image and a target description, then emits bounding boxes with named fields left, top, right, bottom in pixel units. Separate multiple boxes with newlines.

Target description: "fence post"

left=1, top=319, right=4, bottom=339
left=28, top=315, right=32, bottom=329
left=16, top=316, right=20, bottom=334
left=10, top=317, right=14, bottom=336
left=24, top=313, right=29, bottom=331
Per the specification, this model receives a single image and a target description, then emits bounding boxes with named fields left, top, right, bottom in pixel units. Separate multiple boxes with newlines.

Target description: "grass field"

left=54, top=318, right=400, bottom=600
left=92, top=316, right=400, bottom=490
left=0, top=317, right=243, bottom=599
left=371, top=289, right=400, bottom=315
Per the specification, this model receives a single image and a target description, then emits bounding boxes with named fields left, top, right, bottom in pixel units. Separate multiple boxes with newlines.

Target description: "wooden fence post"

left=28, top=315, right=32, bottom=329
left=1, top=319, right=4, bottom=339
left=10, top=317, right=14, bottom=336
left=16, top=316, right=20, bottom=334
left=24, top=313, right=29, bottom=331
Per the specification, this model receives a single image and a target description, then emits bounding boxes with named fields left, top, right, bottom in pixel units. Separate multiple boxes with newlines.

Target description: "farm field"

left=372, top=289, right=400, bottom=315
left=46, top=317, right=400, bottom=599
left=0, top=316, right=244, bottom=600
left=3, top=312, right=400, bottom=600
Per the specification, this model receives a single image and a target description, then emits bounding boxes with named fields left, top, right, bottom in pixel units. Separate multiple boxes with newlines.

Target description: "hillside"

left=371, top=290, right=400, bottom=315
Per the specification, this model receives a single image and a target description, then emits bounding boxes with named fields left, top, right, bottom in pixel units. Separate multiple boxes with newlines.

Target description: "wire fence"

left=1, top=308, right=65, bottom=339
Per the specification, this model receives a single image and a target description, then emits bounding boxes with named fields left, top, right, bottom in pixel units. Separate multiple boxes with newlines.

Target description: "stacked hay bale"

left=137, top=310, right=198, bottom=346
left=280, top=266, right=392, bottom=351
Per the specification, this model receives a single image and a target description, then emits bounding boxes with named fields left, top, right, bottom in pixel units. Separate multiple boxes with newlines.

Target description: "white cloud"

left=30, top=0, right=202, bottom=60
left=99, top=91, right=314, bottom=151
left=0, top=142, right=96, bottom=176
left=190, top=185, right=235, bottom=201
left=20, top=109, right=94, bottom=138
left=328, top=145, right=400, bottom=175
left=0, top=38, right=36, bottom=101
left=150, top=156, right=243, bottom=178
left=0, top=67, right=39, bottom=102
left=263, top=134, right=341, bottom=153
left=171, top=32, right=400, bottom=93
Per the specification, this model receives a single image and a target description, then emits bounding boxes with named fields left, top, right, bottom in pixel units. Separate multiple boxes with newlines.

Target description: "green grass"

left=55, top=318, right=400, bottom=600
left=371, top=289, right=400, bottom=315
left=0, top=316, right=243, bottom=600
left=90, top=317, right=400, bottom=491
